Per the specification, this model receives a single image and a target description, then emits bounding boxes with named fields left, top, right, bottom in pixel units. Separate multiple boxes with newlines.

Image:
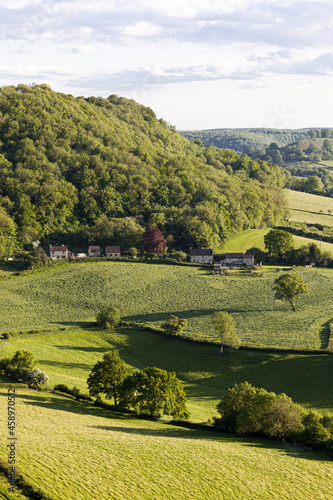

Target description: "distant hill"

left=0, top=84, right=287, bottom=256
left=179, top=128, right=310, bottom=153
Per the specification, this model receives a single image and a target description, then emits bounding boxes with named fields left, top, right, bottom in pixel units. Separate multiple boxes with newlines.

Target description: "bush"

left=299, top=411, right=331, bottom=447
left=215, top=382, right=305, bottom=439
left=2, top=332, right=11, bottom=340
left=96, top=306, right=121, bottom=328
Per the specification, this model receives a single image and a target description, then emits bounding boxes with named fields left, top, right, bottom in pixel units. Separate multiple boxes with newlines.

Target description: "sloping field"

left=1, top=329, right=332, bottom=420
left=0, top=390, right=332, bottom=500
left=216, top=228, right=333, bottom=254
left=0, top=262, right=332, bottom=349
left=284, top=189, right=333, bottom=226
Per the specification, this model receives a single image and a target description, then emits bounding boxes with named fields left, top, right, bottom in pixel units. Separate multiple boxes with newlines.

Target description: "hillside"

left=0, top=85, right=287, bottom=256
left=1, top=389, right=332, bottom=500
left=0, top=261, right=331, bottom=350
left=179, top=128, right=309, bottom=153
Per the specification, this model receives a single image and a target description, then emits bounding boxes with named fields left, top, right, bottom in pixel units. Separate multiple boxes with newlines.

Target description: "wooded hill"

left=0, top=84, right=287, bottom=255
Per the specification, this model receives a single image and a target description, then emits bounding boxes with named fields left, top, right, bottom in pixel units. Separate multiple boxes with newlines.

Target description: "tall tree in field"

left=143, top=225, right=166, bottom=253
left=119, top=367, right=189, bottom=420
left=87, top=350, right=127, bottom=406
left=264, top=229, right=294, bottom=261
left=273, top=272, right=309, bottom=311
left=211, top=311, right=240, bottom=355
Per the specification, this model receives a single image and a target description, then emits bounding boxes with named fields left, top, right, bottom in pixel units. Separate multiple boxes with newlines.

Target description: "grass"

left=284, top=189, right=333, bottom=226
left=216, top=228, right=333, bottom=254
left=1, top=329, right=332, bottom=421
left=0, top=389, right=332, bottom=500
left=0, top=262, right=332, bottom=349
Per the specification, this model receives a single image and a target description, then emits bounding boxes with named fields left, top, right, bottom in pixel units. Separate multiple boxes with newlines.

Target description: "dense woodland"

left=0, top=84, right=287, bottom=256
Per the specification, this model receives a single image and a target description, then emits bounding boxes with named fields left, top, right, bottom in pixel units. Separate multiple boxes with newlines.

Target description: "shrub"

left=299, top=411, right=331, bottom=447
left=96, top=306, right=121, bottom=328
left=2, top=332, right=11, bottom=340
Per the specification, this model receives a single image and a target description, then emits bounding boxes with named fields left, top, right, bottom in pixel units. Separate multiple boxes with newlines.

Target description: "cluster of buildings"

left=49, top=245, right=121, bottom=260
left=49, top=244, right=255, bottom=268
left=190, top=249, right=255, bottom=268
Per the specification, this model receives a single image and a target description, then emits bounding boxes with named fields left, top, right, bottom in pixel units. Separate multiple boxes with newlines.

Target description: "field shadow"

left=319, top=319, right=332, bottom=349
left=52, top=321, right=97, bottom=330
left=39, top=359, right=92, bottom=370
left=53, top=345, right=112, bottom=353
left=291, top=208, right=331, bottom=216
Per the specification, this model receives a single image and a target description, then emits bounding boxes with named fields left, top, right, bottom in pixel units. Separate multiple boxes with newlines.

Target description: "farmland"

left=1, top=389, right=332, bottom=500
left=0, top=262, right=332, bottom=349
left=216, top=228, right=333, bottom=254
left=1, top=328, right=332, bottom=420
left=284, top=189, right=333, bottom=226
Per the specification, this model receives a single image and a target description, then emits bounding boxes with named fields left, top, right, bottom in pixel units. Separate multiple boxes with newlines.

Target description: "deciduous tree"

left=264, top=229, right=294, bottom=261
left=161, top=315, right=187, bottom=336
left=273, top=272, right=309, bottom=311
left=87, top=350, right=127, bottom=406
left=143, top=225, right=166, bottom=253
left=119, top=367, right=189, bottom=419
left=211, top=311, right=240, bottom=355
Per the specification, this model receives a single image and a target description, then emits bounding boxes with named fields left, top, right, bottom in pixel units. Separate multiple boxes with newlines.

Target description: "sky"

left=0, top=0, right=333, bottom=130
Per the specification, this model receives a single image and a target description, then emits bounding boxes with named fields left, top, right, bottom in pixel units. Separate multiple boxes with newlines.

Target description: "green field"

left=1, top=328, right=332, bottom=420
left=0, top=262, right=332, bottom=349
left=216, top=228, right=333, bottom=254
left=1, top=389, right=332, bottom=500
left=284, top=189, right=333, bottom=226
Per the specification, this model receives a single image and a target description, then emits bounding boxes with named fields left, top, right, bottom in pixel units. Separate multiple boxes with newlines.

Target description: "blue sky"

left=1, top=0, right=333, bottom=129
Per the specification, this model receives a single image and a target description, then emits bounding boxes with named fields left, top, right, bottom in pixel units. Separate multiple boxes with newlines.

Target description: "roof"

left=243, top=254, right=255, bottom=259
left=190, top=249, right=213, bottom=256
left=105, top=246, right=121, bottom=253
left=225, top=253, right=244, bottom=259
left=50, top=245, right=68, bottom=252
left=88, top=246, right=100, bottom=252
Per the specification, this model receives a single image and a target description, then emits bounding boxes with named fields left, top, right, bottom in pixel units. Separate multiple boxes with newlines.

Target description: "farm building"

left=49, top=245, right=69, bottom=260
left=190, top=249, right=213, bottom=264
left=105, top=246, right=121, bottom=259
left=88, top=246, right=101, bottom=257
left=223, top=252, right=255, bottom=267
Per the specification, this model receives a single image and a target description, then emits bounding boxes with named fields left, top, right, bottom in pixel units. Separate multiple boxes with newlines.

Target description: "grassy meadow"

left=284, top=189, right=333, bottom=226
left=1, top=328, right=332, bottom=420
left=0, top=262, right=332, bottom=349
left=216, top=228, right=333, bottom=254
left=0, top=389, right=332, bottom=500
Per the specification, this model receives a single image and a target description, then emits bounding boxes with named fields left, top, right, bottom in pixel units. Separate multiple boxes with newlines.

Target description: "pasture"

left=216, top=227, right=333, bottom=254
left=1, top=328, right=332, bottom=420
left=0, top=389, right=332, bottom=500
left=0, top=263, right=332, bottom=349
left=284, top=189, right=333, bottom=226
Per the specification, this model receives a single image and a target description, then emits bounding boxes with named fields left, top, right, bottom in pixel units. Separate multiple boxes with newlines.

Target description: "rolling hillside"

left=0, top=261, right=331, bottom=350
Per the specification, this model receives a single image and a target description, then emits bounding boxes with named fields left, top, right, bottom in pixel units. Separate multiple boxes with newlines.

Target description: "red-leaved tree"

left=143, top=226, right=166, bottom=253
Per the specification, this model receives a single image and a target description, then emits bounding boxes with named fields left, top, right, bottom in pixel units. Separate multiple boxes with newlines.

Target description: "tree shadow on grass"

left=319, top=318, right=332, bottom=349
left=52, top=345, right=112, bottom=353
left=52, top=321, right=97, bottom=330
left=39, top=359, right=92, bottom=371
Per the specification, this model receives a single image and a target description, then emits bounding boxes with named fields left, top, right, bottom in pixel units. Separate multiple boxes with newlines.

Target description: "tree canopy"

left=87, top=350, right=127, bottom=405
left=211, top=311, right=240, bottom=354
left=273, top=272, right=309, bottom=311
left=120, top=367, right=189, bottom=419
left=264, top=229, right=294, bottom=261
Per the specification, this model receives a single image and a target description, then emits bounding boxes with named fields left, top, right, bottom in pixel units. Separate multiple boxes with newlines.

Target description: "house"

left=190, top=249, right=213, bottom=264
left=49, top=245, right=69, bottom=260
left=105, top=246, right=121, bottom=259
left=88, top=246, right=101, bottom=257
left=223, top=252, right=255, bottom=267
